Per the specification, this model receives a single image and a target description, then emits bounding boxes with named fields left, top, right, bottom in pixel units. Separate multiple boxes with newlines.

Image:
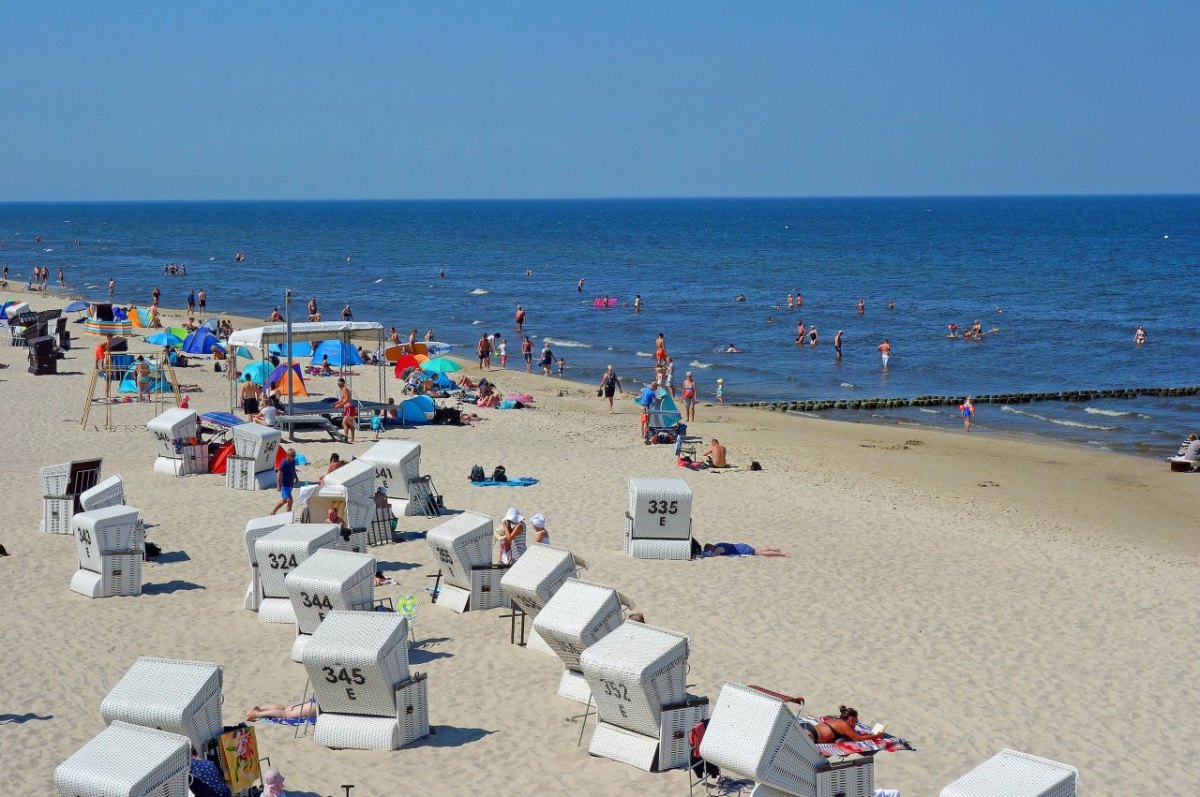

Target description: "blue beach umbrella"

left=145, top=331, right=184, bottom=347
left=64, top=300, right=90, bottom=313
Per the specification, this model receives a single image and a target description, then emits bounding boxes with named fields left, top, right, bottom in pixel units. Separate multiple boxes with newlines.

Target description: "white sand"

left=2, top=294, right=1198, bottom=796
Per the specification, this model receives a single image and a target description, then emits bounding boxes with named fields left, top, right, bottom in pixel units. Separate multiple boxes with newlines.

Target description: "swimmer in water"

left=796, top=320, right=806, bottom=344
left=887, top=299, right=895, bottom=311
left=1133, top=325, right=1146, bottom=345
left=525, top=269, right=532, bottom=278
left=577, top=277, right=584, bottom=292
left=834, top=330, right=843, bottom=360
left=735, top=294, right=746, bottom=302
left=767, top=316, right=775, bottom=325
left=724, top=343, right=742, bottom=353
left=795, top=291, right=802, bottom=308
left=787, top=293, right=794, bottom=311
left=808, top=326, right=819, bottom=346
left=633, top=294, right=642, bottom=313
left=857, top=297, right=865, bottom=315
left=947, top=324, right=960, bottom=338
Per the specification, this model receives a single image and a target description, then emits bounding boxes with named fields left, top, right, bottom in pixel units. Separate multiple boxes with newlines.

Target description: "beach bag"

left=750, top=460, right=763, bottom=471
left=469, top=464, right=486, bottom=483
left=491, top=465, right=507, bottom=482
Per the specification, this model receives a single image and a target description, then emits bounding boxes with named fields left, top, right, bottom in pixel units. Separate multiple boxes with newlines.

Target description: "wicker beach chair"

left=426, top=510, right=509, bottom=613
left=699, top=682, right=874, bottom=797
left=500, top=544, right=583, bottom=654
left=360, top=440, right=427, bottom=516
left=303, top=610, right=429, bottom=750
left=54, top=721, right=190, bottom=797
left=100, top=657, right=224, bottom=750
left=39, top=458, right=103, bottom=534
left=79, top=474, right=125, bottom=512
left=625, top=477, right=693, bottom=560
left=940, top=749, right=1078, bottom=797
left=532, top=578, right=628, bottom=704
left=70, top=506, right=145, bottom=598
left=232, top=421, right=282, bottom=471
left=255, top=523, right=341, bottom=624
left=578, top=621, right=706, bottom=772
left=304, top=458, right=376, bottom=532
left=147, top=408, right=199, bottom=476
left=285, top=548, right=376, bottom=661
left=242, top=515, right=290, bottom=611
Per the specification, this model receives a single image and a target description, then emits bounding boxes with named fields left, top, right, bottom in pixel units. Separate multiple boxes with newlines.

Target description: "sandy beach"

left=2, top=291, right=1198, bottom=796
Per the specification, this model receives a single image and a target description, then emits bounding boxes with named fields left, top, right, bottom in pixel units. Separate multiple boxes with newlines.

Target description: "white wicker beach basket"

left=42, top=496, right=76, bottom=535
left=255, top=523, right=341, bottom=599
left=54, top=721, right=190, bottom=797
left=303, top=610, right=411, bottom=717
left=74, top=506, right=143, bottom=571
left=78, top=474, right=125, bottom=512
left=285, top=548, right=376, bottom=635
left=100, top=657, right=224, bottom=750
left=532, top=578, right=626, bottom=672
left=313, top=674, right=430, bottom=751
left=579, top=621, right=689, bottom=738
left=147, top=408, right=199, bottom=460
left=320, top=458, right=377, bottom=528
left=231, top=421, right=281, bottom=470
left=500, top=544, right=578, bottom=617
left=940, top=748, right=1078, bottom=797
left=426, top=510, right=493, bottom=589
left=627, top=477, right=692, bottom=540
left=243, top=515, right=290, bottom=610
left=70, top=553, right=144, bottom=598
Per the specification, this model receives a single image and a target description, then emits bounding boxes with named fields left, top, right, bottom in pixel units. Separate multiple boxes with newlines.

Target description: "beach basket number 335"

left=645, top=501, right=679, bottom=525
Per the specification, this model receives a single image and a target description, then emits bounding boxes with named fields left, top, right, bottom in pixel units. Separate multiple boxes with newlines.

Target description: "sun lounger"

left=303, top=610, right=430, bottom=750
left=625, top=478, right=694, bottom=560
left=100, top=657, right=224, bottom=750
left=532, top=578, right=628, bottom=704
left=940, top=748, right=1078, bottom=797
left=54, top=721, right=190, bottom=797
left=284, top=548, right=376, bottom=661
left=578, top=622, right=706, bottom=772
left=700, top=682, right=874, bottom=797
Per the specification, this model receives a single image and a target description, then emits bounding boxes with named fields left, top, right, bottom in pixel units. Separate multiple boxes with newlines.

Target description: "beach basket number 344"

left=646, top=501, right=679, bottom=525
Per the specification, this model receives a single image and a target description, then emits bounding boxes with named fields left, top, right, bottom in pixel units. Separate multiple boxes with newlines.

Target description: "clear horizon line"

left=1, top=191, right=1198, bottom=205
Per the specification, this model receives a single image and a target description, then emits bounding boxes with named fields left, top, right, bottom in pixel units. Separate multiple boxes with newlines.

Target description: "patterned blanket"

left=471, top=477, right=539, bottom=487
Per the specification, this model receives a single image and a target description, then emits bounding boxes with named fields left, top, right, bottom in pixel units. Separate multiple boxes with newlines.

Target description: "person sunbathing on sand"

left=702, top=542, right=789, bottom=558
left=802, top=705, right=885, bottom=743
left=701, top=439, right=727, bottom=467
left=246, top=699, right=317, bottom=721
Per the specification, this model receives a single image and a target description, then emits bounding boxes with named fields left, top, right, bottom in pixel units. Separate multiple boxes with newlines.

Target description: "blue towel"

left=258, top=716, right=315, bottom=726
left=471, top=477, right=539, bottom=487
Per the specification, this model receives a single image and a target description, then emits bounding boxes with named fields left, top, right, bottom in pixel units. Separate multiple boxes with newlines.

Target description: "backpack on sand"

left=469, top=464, right=486, bottom=483
left=491, top=465, right=507, bottom=482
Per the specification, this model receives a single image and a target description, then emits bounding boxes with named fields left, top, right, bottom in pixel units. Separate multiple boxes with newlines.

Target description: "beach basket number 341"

left=645, top=501, right=679, bottom=525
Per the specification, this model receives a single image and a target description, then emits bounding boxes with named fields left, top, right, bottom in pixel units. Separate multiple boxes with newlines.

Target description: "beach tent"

left=182, top=329, right=224, bottom=356
left=200, top=318, right=219, bottom=332
left=310, top=339, right=363, bottom=368
left=137, top=309, right=153, bottom=327
left=269, top=341, right=314, bottom=358
left=241, top=361, right=273, bottom=386
left=117, top=363, right=173, bottom=394
left=649, top=388, right=681, bottom=428
left=398, top=394, right=436, bottom=425
left=268, top=363, right=308, bottom=396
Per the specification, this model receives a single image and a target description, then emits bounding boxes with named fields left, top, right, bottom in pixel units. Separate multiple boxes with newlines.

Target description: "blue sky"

left=1, top=2, right=1196, bottom=200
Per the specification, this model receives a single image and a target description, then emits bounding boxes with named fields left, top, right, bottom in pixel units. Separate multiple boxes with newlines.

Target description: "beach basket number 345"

left=646, top=501, right=679, bottom=525
left=322, top=666, right=366, bottom=701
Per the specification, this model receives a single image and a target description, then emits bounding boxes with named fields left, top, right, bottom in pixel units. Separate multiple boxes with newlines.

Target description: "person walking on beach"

left=834, top=330, right=843, bottom=360
left=198, top=288, right=207, bottom=313
left=961, top=396, right=975, bottom=432
left=477, top=334, right=492, bottom=370
left=270, top=449, right=298, bottom=516
left=877, top=338, right=890, bottom=369
left=599, top=365, right=623, bottom=413
left=498, top=337, right=508, bottom=368
left=681, top=372, right=698, bottom=422
left=521, top=336, right=533, bottom=372
left=715, top=378, right=725, bottom=404
left=187, top=289, right=196, bottom=313
left=514, top=304, right=526, bottom=332
left=333, top=378, right=357, bottom=443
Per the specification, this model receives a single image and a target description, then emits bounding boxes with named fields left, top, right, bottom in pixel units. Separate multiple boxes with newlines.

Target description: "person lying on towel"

left=701, top=542, right=788, bottom=558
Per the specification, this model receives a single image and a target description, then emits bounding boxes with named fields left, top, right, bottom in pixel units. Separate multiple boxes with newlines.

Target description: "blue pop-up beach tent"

left=118, top=364, right=173, bottom=394
left=310, top=340, right=363, bottom=368
left=269, top=341, right=314, bottom=358
left=398, top=394, right=435, bottom=425
left=241, top=361, right=273, bottom=386
left=182, top=329, right=224, bottom=356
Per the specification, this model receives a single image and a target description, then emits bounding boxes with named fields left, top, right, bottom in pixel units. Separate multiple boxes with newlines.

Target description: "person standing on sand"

left=333, top=377, right=356, bottom=443
left=877, top=339, right=890, bottom=369
left=599, top=365, right=623, bottom=413
left=834, top=330, right=843, bottom=360
left=271, top=449, right=298, bottom=515
left=681, top=372, right=698, bottom=422
left=477, top=334, right=492, bottom=370
left=198, top=288, right=207, bottom=313
left=961, top=396, right=975, bottom=432
left=515, top=304, right=526, bottom=332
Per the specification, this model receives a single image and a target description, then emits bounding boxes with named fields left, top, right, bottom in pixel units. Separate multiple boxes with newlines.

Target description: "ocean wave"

left=1002, top=406, right=1116, bottom=431
left=1084, top=407, right=1150, bottom=419
left=43, top=248, right=53, bottom=252
left=543, top=337, right=591, bottom=349
left=635, top=351, right=653, bottom=358
left=840, top=382, right=855, bottom=388
left=470, top=288, right=489, bottom=295
left=918, top=408, right=941, bottom=414
left=688, top=361, right=713, bottom=369
left=472, top=320, right=484, bottom=325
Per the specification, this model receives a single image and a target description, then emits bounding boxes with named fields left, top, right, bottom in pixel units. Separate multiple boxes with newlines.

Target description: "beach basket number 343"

left=645, top=501, right=679, bottom=525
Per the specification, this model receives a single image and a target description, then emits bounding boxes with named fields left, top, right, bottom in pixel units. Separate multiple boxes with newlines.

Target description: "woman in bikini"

left=801, top=705, right=885, bottom=744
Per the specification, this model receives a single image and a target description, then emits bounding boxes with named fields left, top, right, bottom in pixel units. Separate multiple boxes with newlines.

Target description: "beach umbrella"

left=169, top=326, right=188, bottom=340
left=393, top=353, right=420, bottom=378
left=310, top=339, right=362, bottom=367
left=146, top=331, right=184, bottom=347
left=414, top=353, right=429, bottom=363
left=64, top=300, right=90, bottom=313
left=269, top=341, right=314, bottom=357
left=421, top=357, right=461, bottom=374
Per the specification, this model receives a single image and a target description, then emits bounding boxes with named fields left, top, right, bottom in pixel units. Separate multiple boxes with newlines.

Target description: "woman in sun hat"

left=262, top=767, right=287, bottom=797
left=530, top=513, right=550, bottom=545
left=498, top=507, right=527, bottom=564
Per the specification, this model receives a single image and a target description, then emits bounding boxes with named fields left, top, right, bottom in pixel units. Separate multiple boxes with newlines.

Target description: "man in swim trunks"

left=240, top=373, right=262, bottom=417
left=701, top=542, right=788, bottom=557
left=877, top=339, right=890, bottom=369
left=577, top=277, right=584, bottom=292
left=701, top=438, right=727, bottom=467
left=521, top=336, right=533, bottom=373
left=333, top=378, right=356, bottom=443
left=197, top=288, right=207, bottom=313
left=514, top=304, right=526, bottom=332
left=599, top=365, right=623, bottom=413
left=477, top=334, right=491, bottom=370
left=834, top=330, right=843, bottom=360
left=633, top=294, right=642, bottom=313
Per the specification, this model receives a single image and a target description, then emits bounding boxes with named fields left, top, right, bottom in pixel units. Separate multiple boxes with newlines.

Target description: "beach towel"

left=258, top=716, right=315, bottom=727
left=801, top=715, right=916, bottom=756
left=471, top=477, right=539, bottom=487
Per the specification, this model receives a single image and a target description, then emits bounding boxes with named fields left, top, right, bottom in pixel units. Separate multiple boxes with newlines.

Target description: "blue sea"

left=1, top=197, right=1196, bottom=458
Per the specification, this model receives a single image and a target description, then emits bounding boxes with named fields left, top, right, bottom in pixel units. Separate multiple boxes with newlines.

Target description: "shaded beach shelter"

left=118, top=363, right=173, bottom=394
left=182, top=329, right=224, bottom=356
left=269, top=341, right=314, bottom=358
left=84, top=317, right=132, bottom=338
left=310, top=339, right=362, bottom=368
left=398, top=395, right=436, bottom=425
left=268, top=363, right=309, bottom=396
left=421, top=357, right=461, bottom=375
left=145, top=331, right=184, bottom=348
left=168, top=326, right=188, bottom=340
